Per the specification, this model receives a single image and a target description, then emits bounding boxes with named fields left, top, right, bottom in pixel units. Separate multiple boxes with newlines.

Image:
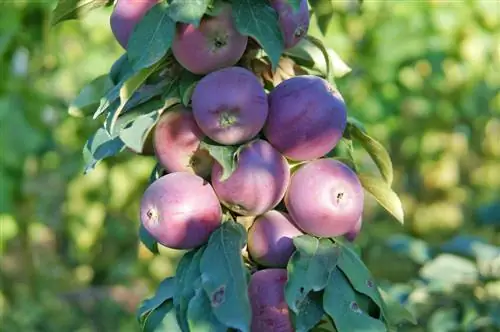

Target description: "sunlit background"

left=1, top=1, right=499, bottom=331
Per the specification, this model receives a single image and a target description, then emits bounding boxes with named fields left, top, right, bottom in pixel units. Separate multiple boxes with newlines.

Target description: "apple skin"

left=285, top=158, right=364, bottom=237
left=248, top=269, right=294, bottom=332
left=270, top=0, right=310, bottom=49
left=247, top=210, right=303, bottom=268
left=191, top=67, right=268, bottom=145
left=153, top=105, right=214, bottom=178
left=211, top=139, right=290, bottom=216
left=264, top=75, right=347, bottom=161
left=172, top=4, right=248, bottom=74
left=345, top=216, right=363, bottom=242
left=110, top=0, right=159, bottom=49
left=140, top=172, right=222, bottom=249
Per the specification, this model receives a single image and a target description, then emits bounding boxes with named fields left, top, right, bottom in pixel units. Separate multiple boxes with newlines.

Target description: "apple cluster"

left=110, top=0, right=364, bottom=330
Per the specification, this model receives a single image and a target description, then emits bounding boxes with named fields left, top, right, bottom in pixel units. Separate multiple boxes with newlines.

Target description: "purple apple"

left=110, top=0, right=159, bottom=49
left=345, top=217, right=363, bottom=242
left=270, top=0, right=310, bottom=49
left=172, top=4, right=248, bottom=74
left=153, top=105, right=213, bottom=178
left=191, top=67, right=268, bottom=145
left=247, top=210, right=303, bottom=268
left=285, top=158, right=364, bottom=237
left=211, top=139, right=290, bottom=216
left=248, top=269, right=293, bottom=332
left=264, top=75, right=347, bottom=161
left=140, top=172, right=222, bottom=249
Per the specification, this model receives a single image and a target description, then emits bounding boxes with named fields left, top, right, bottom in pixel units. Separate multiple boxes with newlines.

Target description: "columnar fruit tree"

left=53, top=0, right=416, bottom=331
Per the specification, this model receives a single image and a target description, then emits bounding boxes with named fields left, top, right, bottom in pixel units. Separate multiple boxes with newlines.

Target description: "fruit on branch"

left=211, top=139, right=290, bottom=216
left=153, top=105, right=214, bottom=178
left=247, top=210, right=303, bottom=268
left=172, top=4, right=248, bottom=74
left=264, top=75, right=347, bottom=161
left=285, top=159, right=364, bottom=237
left=248, top=269, right=293, bottom=332
left=270, top=0, right=310, bottom=49
left=140, top=172, right=222, bottom=249
left=110, top=0, right=159, bottom=49
left=192, top=67, right=268, bottom=145
left=345, top=216, right=363, bottom=242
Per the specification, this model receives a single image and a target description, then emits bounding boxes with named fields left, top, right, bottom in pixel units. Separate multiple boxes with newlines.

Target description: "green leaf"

left=199, top=140, right=240, bottom=181
left=51, top=0, right=111, bottom=26
left=139, top=223, right=159, bottom=254
left=323, top=269, right=386, bottom=332
left=142, top=300, right=182, bottom=332
left=287, top=0, right=302, bottom=12
left=232, top=0, right=284, bottom=70
left=285, top=235, right=341, bottom=313
left=379, top=288, right=417, bottom=326
left=83, top=127, right=125, bottom=173
left=179, top=71, right=202, bottom=106
left=284, top=38, right=328, bottom=76
left=419, top=254, right=479, bottom=286
left=308, top=0, right=334, bottom=35
left=68, top=74, right=114, bottom=117
left=291, top=291, right=325, bottom=332
left=327, top=48, right=352, bottom=78
left=174, top=248, right=206, bottom=332
left=138, top=277, right=176, bottom=323
left=357, top=173, right=404, bottom=224
left=199, top=221, right=251, bottom=332
left=109, top=53, right=133, bottom=85
left=305, top=36, right=336, bottom=86
left=349, top=123, right=394, bottom=186
left=206, top=0, right=226, bottom=16
left=128, top=3, right=176, bottom=71
left=187, top=287, right=228, bottom=332
left=167, top=0, right=210, bottom=26
left=119, top=110, right=161, bottom=154
left=149, top=163, right=166, bottom=184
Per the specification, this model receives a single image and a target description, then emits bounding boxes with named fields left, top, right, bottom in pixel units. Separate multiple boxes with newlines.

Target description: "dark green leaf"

left=187, top=287, right=228, bottom=332
left=179, top=71, right=202, bottom=106
left=199, top=140, right=240, bottom=181
left=357, top=173, right=404, bottom=224
left=291, top=291, right=325, bottom=332
left=285, top=235, right=341, bottom=313
left=51, top=0, right=111, bottom=26
left=83, top=127, right=125, bottom=173
left=232, top=0, right=284, bottom=70
left=109, top=53, right=133, bottom=85
left=167, top=0, right=210, bottom=26
left=149, top=163, right=166, bottom=184
left=287, top=0, right=302, bottom=12
left=206, top=0, right=226, bottom=16
left=349, top=123, right=394, bottom=186
left=142, top=300, right=182, bottom=332
left=69, top=74, right=114, bottom=117
left=119, top=110, right=161, bottom=154
left=139, top=223, right=159, bottom=254
left=323, top=269, right=386, bottom=332
left=308, top=0, right=334, bottom=35
left=379, top=288, right=417, bottom=326
left=128, top=3, right=176, bottom=71
left=199, top=221, right=251, bottom=332
left=138, top=277, right=176, bottom=323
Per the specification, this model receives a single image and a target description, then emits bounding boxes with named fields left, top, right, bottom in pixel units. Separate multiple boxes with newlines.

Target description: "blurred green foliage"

left=1, top=1, right=498, bottom=331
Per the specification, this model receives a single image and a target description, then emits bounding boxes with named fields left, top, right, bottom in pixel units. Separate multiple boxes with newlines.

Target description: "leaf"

left=357, top=173, right=404, bottom=224
left=142, top=300, right=182, bottom=332
left=284, top=38, right=328, bottom=76
left=187, top=287, right=228, bottom=332
left=199, top=140, right=240, bottom=182
left=291, top=291, right=325, bottom=332
left=137, top=277, right=176, bottom=323
left=327, top=48, right=352, bottom=78
left=427, top=308, right=460, bottom=332
left=419, top=254, right=479, bottom=286
left=287, top=0, right=302, bottom=12
left=232, top=0, right=284, bottom=70
left=109, top=53, right=133, bottom=85
left=305, top=36, right=335, bottom=86
left=349, top=123, right=394, bottom=186
left=179, top=71, right=202, bottom=106
left=119, top=110, right=161, bottom=154
left=386, top=234, right=432, bottom=264
left=51, top=0, right=110, bottom=26
left=149, top=163, right=166, bottom=184
left=308, top=0, right=334, bottom=35
left=174, top=248, right=206, bottom=332
left=199, top=221, right=251, bottom=332
left=139, top=223, right=159, bottom=255
left=285, top=235, right=341, bottom=313
left=83, top=127, right=125, bottom=173
left=128, top=2, right=176, bottom=71
left=167, top=0, right=210, bottom=26
left=206, top=0, right=226, bottom=16
left=378, top=288, right=417, bottom=326
left=323, top=269, right=386, bottom=332
left=68, top=74, right=114, bottom=117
